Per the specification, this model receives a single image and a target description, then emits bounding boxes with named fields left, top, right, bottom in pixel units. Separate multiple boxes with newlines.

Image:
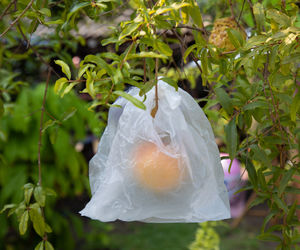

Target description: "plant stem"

left=228, top=0, right=236, bottom=20
left=238, top=0, right=246, bottom=24
left=246, top=0, right=257, bottom=29
left=0, top=0, right=16, bottom=20
left=171, top=28, right=202, bottom=74
left=38, top=69, right=51, bottom=186
left=175, top=25, right=208, bottom=36
left=0, top=0, right=34, bottom=38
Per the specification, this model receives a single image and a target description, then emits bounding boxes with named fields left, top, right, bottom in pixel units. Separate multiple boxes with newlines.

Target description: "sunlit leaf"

left=114, top=91, right=146, bottom=110
left=54, top=60, right=71, bottom=80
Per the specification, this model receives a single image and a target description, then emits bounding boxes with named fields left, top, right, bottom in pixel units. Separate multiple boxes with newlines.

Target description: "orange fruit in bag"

left=133, top=142, right=182, bottom=193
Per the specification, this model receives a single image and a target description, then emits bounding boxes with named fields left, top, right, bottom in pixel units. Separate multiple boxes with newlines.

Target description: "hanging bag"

left=80, top=80, right=230, bottom=222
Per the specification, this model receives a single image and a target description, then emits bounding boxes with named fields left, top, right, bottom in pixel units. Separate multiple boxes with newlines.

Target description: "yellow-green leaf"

left=54, top=60, right=71, bottom=79
left=54, top=77, right=68, bottom=94
left=34, top=241, right=44, bottom=250
left=19, top=210, right=29, bottom=235
left=114, top=91, right=146, bottom=110
left=45, top=241, right=54, bottom=250
left=34, top=186, right=46, bottom=207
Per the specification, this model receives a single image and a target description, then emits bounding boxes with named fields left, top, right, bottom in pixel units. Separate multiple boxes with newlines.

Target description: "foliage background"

left=0, top=0, right=299, bottom=249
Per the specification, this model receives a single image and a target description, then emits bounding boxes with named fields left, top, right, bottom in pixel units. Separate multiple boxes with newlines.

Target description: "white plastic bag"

left=80, top=80, right=230, bottom=222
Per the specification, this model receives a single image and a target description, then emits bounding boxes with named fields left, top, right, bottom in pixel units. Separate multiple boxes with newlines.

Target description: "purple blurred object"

left=221, top=153, right=246, bottom=218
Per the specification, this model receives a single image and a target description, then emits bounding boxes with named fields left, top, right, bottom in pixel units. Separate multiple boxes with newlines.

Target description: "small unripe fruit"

left=133, top=142, right=182, bottom=193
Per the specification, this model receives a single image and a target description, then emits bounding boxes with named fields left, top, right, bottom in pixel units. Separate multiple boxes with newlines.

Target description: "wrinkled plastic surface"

left=80, top=80, right=231, bottom=222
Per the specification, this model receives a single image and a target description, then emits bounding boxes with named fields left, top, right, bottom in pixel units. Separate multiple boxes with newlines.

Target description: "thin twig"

left=238, top=0, right=246, bottom=24
left=38, top=69, right=51, bottom=186
left=0, top=0, right=34, bottom=38
left=172, top=28, right=202, bottom=73
left=120, top=40, right=135, bottom=69
left=228, top=0, right=236, bottom=21
left=246, top=0, right=257, bottom=29
left=176, top=25, right=208, bottom=35
left=281, top=0, right=286, bottom=10
left=0, top=0, right=16, bottom=20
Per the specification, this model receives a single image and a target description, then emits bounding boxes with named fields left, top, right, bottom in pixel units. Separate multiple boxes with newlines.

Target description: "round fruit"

left=133, top=142, right=182, bottom=193
left=209, top=17, right=246, bottom=52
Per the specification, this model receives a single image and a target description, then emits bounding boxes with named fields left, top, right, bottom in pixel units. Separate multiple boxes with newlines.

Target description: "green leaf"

left=24, top=185, right=34, bottom=205
left=62, top=107, right=77, bottom=122
left=183, top=44, right=197, bottom=63
left=114, top=91, right=146, bottom=110
left=282, top=53, right=300, bottom=65
left=243, top=100, right=269, bottom=111
left=42, top=120, right=57, bottom=133
left=188, top=2, right=203, bottom=28
left=101, top=36, right=119, bottom=46
left=245, top=161, right=258, bottom=189
left=29, top=203, right=45, bottom=237
left=273, top=195, right=288, bottom=213
left=119, top=22, right=142, bottom=40
left=257, top=233, right=282, bottom=242
left=160, top=77, right=178, bottom=91
left=34, top=241, right=44, bottom=250
left=257, top=169, right=268, bottom=190
left=34, top=186, right=46, bottom=207
left=253, top=3, right=264, bottom=33
left=261, top=211, right=277, bottom=233
left=19, top=210, right=29, bottom=235
left=249, top=196, right=266, bottom=209
left=77, top=64, right=95, bottom=79
left=278, top=168, right=296, bottom=196
left=86, top=71, right=95, bottom=98
left=54, top=60, right=71, bottom=80
left=225, top=117, right=238, bottom=162
left=84, top=55, right=114, bottom=76
left=45, top=19, right=64, bottom=25
left=287, top=201, right=297, bottom=224
left=45, top=241, right=54, bottom=250
left=44, top=188, right=56, bottom=197
left=66, top=2, right=90, bottom=22
left=127, top=52, right=168, bottom=59
left=54, top=77, right=68, bottom=94
left=40, top=8, right=51, bottom=17
left=155, top=40, right=172, bottom=57
left=61, top=82, right=77, bottom=97
left=266, top=9, right=291, bottom=28
left=45, top=223, right=52, bottom=233
left=290, top=92, right=300, bottom=122
left=0, top=204, right=17, bottom=214
left=154, top=2, right=190, bottom=16
left=215, top=88, right=233, bottom=115
left=227, top=29, right=243, bottom=49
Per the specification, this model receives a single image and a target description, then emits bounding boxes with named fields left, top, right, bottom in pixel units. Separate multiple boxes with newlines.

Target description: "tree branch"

left=38, top=69, right=51, bottom=186
left=0, top=0, right=16, bottom=20
left=175, top=25, right=208, bottom=36
left=171, top=28, right=202, bottom=74
left=0, top=0, right=34, bottom=38
left=238, top=0, right=246, bottom=24
left=246, top=0, right=257, bottom=29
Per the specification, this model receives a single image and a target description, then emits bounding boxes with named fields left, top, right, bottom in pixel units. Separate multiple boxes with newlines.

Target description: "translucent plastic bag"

left=80, top=80, right=230, bottom=222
